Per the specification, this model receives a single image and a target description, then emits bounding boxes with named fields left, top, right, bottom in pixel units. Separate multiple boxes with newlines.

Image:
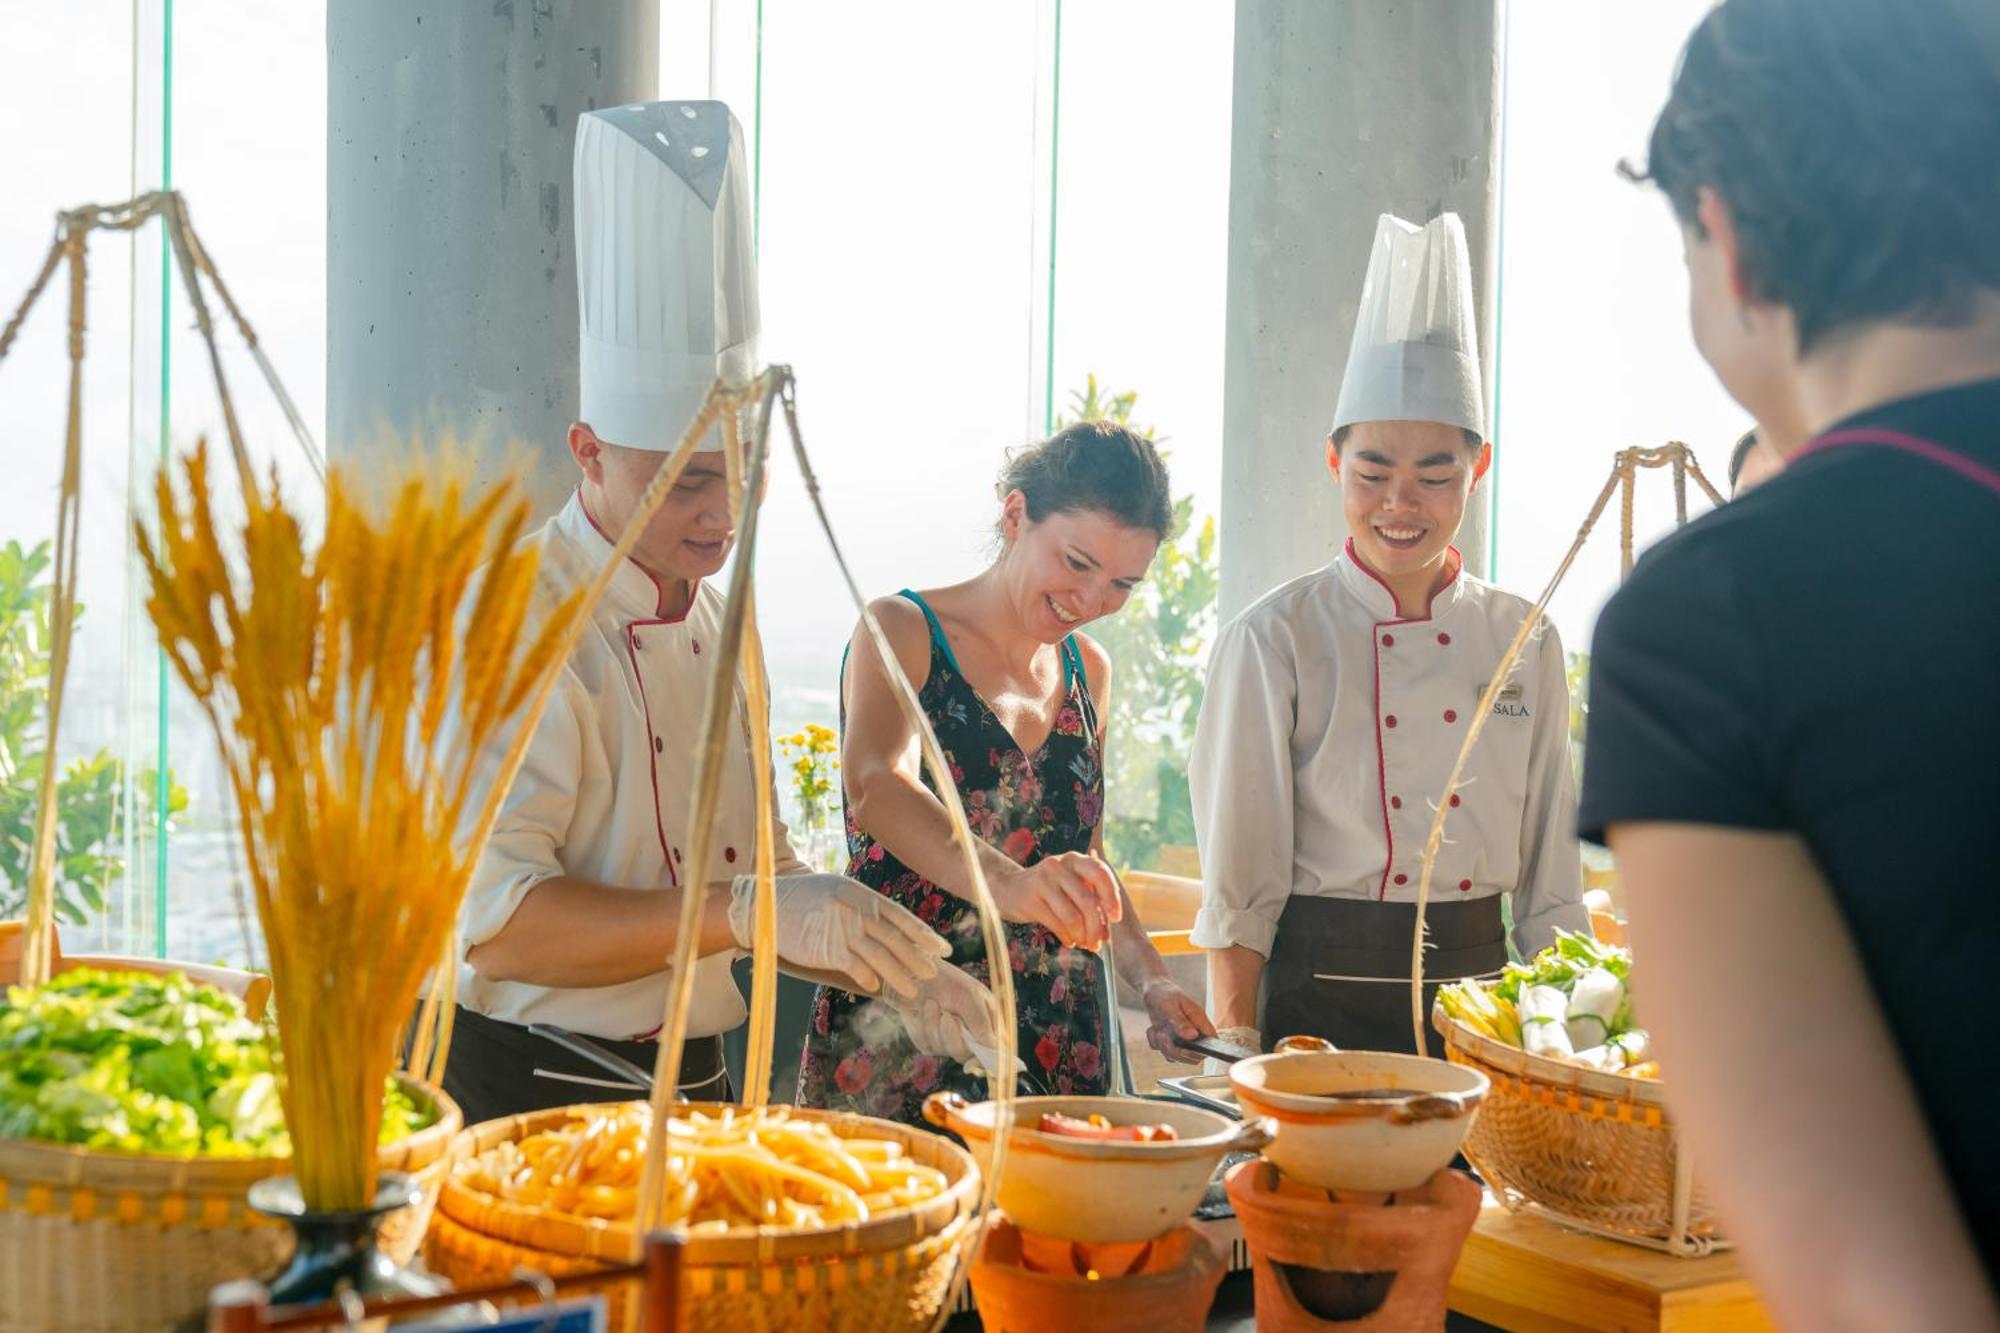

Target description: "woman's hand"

left=989, top=851, right=1123, bottom=948
left=1141, top=977, right=1217, bottom=1064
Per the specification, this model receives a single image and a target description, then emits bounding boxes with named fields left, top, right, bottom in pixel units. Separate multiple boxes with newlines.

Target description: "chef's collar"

left=1334, top=538, right=1466, bottom=623
left=555, top=489, right=702, bottom=623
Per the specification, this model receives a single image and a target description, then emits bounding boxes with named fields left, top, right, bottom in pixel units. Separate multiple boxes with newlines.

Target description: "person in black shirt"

left=1580, top=1, right=2000, bottom=1327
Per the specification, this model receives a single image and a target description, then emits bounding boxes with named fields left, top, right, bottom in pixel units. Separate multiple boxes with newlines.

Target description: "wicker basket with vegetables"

left=1433, top=933, right=1723, bottom=1255
left=0, top=968, right=460, bottom=1333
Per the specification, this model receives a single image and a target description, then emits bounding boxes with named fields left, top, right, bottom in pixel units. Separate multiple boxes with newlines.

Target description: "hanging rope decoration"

left=1408, top=444, right=1725, bottom=1053
left=0, top=191, right=327, bottom=988
left=718, top=398, right=785, bottom=1113
left=780, top=378, right=1021, bottom=1329
left=622, top=372, right=1022, bottom=1330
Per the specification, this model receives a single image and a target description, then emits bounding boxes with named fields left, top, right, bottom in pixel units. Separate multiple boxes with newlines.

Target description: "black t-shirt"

left=1579, top=377, right=2000, bottom=1269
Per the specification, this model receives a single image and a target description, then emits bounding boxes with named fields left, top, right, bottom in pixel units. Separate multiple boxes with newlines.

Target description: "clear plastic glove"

left=1142, top=978, right=1218, bottom=1065
left=884, top=963, right=1000, bottom=1066
left=727, top=874, right=949, bottom=999
left=1205, top=1024, right=1262, bottom=1078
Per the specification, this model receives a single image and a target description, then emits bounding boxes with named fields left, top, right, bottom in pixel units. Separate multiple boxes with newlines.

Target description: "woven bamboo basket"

left=427, top=1102, right=979, bottom=1332
left=0, top=1076, right=461, bottom=1332
left=1433, top=1003, right=1724, bottom=1255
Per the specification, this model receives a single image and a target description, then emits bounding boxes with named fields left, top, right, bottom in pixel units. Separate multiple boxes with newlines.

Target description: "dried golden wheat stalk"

left=136, top=440, right=586, bottom=1210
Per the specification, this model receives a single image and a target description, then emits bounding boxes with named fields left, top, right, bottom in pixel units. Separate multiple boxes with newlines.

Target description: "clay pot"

left=1230, top=1035, right=1487, bottom=1193
left=967, top=1215, right=1226, bottom=1333
left=922, top=1092, right=1272, bottom=1243
left=1224, top=1159, right=1481, bottom=1332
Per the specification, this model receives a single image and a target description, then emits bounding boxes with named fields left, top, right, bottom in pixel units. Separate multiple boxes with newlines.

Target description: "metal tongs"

left=529, top=1022, right=675, bottom=1098
left=1166, top=1031, right=1263, bottom=1066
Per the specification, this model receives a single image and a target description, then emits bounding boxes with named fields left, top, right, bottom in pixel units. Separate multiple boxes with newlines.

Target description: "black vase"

left=247, top=1171, right=443, bottom=1310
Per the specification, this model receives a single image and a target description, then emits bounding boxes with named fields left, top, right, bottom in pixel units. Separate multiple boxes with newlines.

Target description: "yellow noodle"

left=455, top=1104, right=945, bottom=1234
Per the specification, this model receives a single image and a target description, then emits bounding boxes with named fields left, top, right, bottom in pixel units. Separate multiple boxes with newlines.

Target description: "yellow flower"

left=779, top=718, right=842, bottom=833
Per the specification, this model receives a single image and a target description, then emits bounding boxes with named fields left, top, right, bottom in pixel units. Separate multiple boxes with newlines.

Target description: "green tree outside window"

left=0, top=539, right=186, bottom=927
left=1055, top=377, right=1219, bottom=876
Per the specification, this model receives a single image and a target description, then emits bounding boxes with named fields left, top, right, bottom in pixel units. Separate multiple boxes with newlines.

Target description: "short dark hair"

left=1627, top=0, right=2000, bottom=353
left=998, top=421, right=1174, bottom=540
left=1727, top=429, right=1761, bottom=489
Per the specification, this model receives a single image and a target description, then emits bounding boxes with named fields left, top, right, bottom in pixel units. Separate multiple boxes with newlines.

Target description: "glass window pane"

left=1493, top=1, right=1745, bottom=648
left=1046, top=1, right=1234, bottom=874
left=0, top=0, right=152, bottom=954
left=726, top=2, right=1045, bottom=853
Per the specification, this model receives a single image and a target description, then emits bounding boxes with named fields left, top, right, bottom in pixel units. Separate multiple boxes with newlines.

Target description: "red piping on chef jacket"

left=1346, top=539, right=1463, bottom=901
left=585, top=491, right=727, bottom=1041
left=624, top=628, right=679, bottom=888
left=578, top=489, right=703, bottom=627
left=581, top=490, right=710, bottom=887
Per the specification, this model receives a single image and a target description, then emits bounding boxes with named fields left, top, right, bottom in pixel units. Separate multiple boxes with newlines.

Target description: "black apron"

left=442, top=1006, right=731, bottom=1126
left=1259, top=895, right=1506, bottom=1059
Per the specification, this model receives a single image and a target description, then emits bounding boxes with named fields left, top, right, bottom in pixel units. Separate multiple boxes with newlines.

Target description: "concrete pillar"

left=328, top=1, right=659, bottom=514
left=1218, top=0, right=1500, bottom=619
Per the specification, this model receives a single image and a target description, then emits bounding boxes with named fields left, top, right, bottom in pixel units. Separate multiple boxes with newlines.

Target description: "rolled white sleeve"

left=767, top=804, right=813, bottom=879
left=1510, top=619, right=1590, bottom=956
left=1189, top=618, right=1297, bottom=959
left=460, top=674, right=587, bottom=950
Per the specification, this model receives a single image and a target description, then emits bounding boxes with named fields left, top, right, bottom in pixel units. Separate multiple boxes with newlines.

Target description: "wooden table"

left=1125, top=870, right=1205, bottom=957
left=1448, top=1200, right=1772, bottom=1332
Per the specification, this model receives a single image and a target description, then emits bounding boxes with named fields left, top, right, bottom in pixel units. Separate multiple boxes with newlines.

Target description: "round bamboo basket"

left=428, top=1102, right=979, bottom=1332
left=1434, top=1004, right=1724, bottom=1254
left=0, top=1076, right=461, bottom=1332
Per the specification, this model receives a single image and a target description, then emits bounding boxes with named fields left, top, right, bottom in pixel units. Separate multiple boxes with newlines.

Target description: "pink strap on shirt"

left=1790, top=427, right=2000, bottom=497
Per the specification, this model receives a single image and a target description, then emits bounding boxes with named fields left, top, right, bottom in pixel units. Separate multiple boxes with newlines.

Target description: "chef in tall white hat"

left=446, top=102, right=993, bottom=1123
left=1188, top=212, right=1588, bottom=1059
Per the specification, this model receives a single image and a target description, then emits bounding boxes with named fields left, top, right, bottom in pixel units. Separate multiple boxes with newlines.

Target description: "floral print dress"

left=797, top=590, right=1112, bottom=1124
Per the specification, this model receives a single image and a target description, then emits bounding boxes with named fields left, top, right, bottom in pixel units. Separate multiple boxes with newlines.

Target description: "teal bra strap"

left=897, top=589, right=965, bottom=678
left=1062, top=634, right=1100, bottom=737
left=900, top=589, right=1085, bottom=695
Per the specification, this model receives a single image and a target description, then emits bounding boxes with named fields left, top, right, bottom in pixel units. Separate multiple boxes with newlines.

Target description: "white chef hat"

left=1329, top=212, right=1485, bottom=441
left=574, top=100, right=760, bottom=452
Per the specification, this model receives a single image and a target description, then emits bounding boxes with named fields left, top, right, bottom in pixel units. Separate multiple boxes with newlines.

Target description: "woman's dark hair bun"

left=997, top=420, right=1174, bottom=540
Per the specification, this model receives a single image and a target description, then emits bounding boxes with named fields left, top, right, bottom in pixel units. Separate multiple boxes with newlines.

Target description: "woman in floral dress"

left=798, top=422, right=1214, bottom=1124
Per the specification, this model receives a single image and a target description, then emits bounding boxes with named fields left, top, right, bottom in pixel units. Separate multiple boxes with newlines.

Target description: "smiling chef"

left=1188, top=212, right=1588, bottom=1059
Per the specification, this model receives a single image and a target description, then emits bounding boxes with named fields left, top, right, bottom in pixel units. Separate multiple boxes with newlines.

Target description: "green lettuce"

left=1494, top=931, right=1634, bottom=1010
left=0, top=968, right=430, bottom=1156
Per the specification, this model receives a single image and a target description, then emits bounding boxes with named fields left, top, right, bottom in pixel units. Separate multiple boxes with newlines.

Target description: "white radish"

left=1611, top=1028, right=1651, bottom=1065
left=1568, top=1044, right=1624, bottom=1072
left=1565, top=967, right=1624, bottom=1050
left=1520, top=984, right=1574, bottom=1059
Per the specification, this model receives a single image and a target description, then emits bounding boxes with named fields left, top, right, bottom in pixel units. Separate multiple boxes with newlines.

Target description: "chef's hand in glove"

left=727, top=874, right=949, bottom=999
left=1142, top=978, right=1218, bottom=1065
left=1204, top=1025, right=1262, bottom=1078
left=885, top=963, right=1000, bottom=1067
left=990, top=851, right=1123, bottom=949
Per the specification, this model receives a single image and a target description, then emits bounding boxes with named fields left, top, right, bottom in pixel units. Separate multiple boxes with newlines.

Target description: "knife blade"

left=528, top=1022, right=659, bottom=1091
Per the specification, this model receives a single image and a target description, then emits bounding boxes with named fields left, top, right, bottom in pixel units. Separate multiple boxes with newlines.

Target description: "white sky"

left=0, top=0, right=1738, bottom=949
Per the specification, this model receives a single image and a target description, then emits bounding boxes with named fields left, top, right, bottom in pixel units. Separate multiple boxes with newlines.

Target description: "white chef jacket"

left=1189, top=540, right=1587, bottom=961
left=457, top=491, right=805, bottom=1042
